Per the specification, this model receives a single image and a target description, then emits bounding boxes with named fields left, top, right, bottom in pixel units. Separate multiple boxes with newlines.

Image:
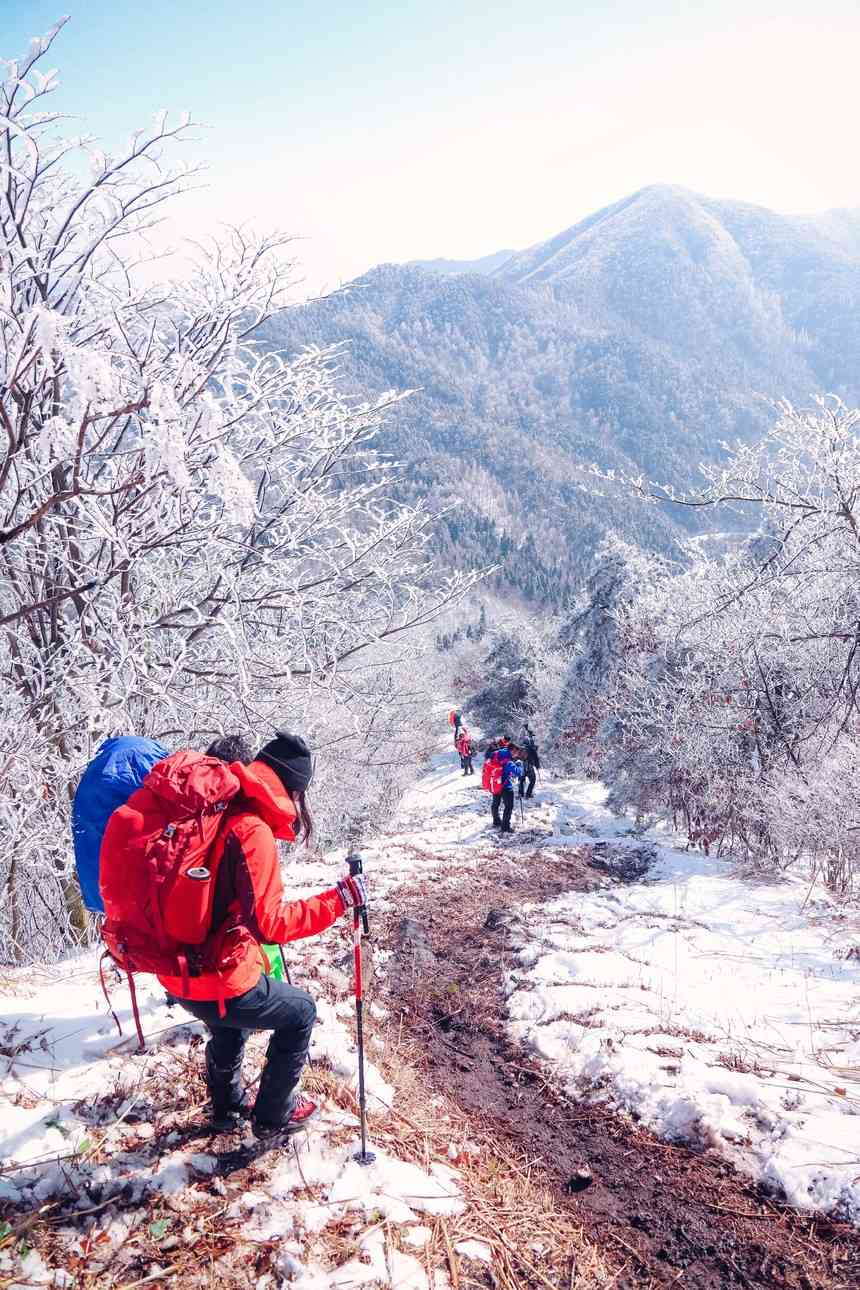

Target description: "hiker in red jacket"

left=455, top=729, right=474, bottom=776
left=162, top=733, right=366, bottom=1134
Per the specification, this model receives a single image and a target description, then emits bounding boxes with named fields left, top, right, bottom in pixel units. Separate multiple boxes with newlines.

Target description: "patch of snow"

left=505, top=776, right=860, bottom=1224
left=454, top=1238, right=492, bottom=1263
left=328, top=1227, right=388, bottom=1287
left=188, top=1152, right=218, bottom=1174
left=403, top=1224, right=432, bottom=1247
left=386, top=1247, right=429, bottom=1290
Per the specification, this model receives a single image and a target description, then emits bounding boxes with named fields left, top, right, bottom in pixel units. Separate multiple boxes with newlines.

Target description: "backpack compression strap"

left=99, top=950, right=146, bottom=1051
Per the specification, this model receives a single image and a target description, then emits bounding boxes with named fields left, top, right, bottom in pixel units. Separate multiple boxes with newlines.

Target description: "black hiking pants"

left=461, top=755, right=473, bottom=775
left=177, top=973, right=316, bottom=1124
left=520, top=764, right=536, bottom=797
left=492, top=788, right=514, bottom=829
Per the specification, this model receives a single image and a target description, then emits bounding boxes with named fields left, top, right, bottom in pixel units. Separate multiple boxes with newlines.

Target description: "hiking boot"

left=210, top=1088, right=254, bottom=1125
left=253, top=1091, right=319, bottom=1138
left=205, top=1047, right=250, bottom=1123
left=500, top=825, right=515, bottom=833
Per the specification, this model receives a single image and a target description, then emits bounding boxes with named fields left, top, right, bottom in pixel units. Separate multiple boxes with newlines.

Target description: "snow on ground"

left=297, top=736, right=860, bottom=1226
left=4, top=728, right=860, bottom=1286
left=286, top=739, right=498, bottom=909
left=504, top=777, right=860, bottom=1224
left=0, top=942, right=460, bottom=1287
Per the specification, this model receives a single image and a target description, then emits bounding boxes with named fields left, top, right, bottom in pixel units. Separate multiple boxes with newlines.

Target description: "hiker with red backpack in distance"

left=455, top=728, right=474, bottom=776
left=482, top=740, right=507, bottom=827
left=98, top=731, right=368, bottom=1137
left=481, top=737, right=499, bottom=785
left=489, top=744, right=523, bottom=833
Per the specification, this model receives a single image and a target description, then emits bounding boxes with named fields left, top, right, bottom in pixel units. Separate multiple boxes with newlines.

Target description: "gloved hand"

left=337, top=873, right=368, bottom=912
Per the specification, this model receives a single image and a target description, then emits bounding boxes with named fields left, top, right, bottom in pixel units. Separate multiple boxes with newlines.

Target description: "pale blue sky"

left=5, top=2, right=860, bottom=292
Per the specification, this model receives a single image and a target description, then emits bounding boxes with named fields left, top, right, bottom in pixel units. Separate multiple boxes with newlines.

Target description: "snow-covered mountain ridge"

left=264, top=184, right=860, bottom=605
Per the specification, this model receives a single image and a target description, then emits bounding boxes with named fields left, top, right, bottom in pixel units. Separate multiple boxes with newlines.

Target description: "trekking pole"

left=348, top=852, right=375, bottom=1167
left=519, top=795, right=525, bottom=825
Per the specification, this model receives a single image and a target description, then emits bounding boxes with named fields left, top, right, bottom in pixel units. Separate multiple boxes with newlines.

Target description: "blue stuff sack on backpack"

left=72, top=736, right=168, bottom=913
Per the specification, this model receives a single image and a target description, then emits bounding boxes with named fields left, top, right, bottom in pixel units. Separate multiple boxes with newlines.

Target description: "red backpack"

left=99, top=751, right=241, bottom=1046
left=482, top=752, right=502, bottom=794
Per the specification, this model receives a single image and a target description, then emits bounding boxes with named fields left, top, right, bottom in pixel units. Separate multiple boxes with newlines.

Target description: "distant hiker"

left=519, top=731, right=541, bottom=799
left=449, top=709, right=463, bottom=741
left=481, top=741, right=499, bottom=792
left=99, top=731, right=368, bottom=1136
left=456, top=729, right=474, bottom=776
left=486, top=745, right=523, bottom=833
left=496, top=746, right=523, bottom=832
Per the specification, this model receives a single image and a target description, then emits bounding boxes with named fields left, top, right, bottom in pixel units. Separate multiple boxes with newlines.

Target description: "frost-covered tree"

left=464, top=609, right=566, bottom=743
left=0, top=21, right=479, bottom=960
left=552, top=536, right=668, bottom=771
left=577, top=400, right=860, bottom=886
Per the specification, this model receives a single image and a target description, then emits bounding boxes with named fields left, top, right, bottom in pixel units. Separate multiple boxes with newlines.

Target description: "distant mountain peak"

left=265, top=185, right=860, bottom=604
left=407, top=185, right=860, bottom=290
left=408, top=248, right=516, bottom=278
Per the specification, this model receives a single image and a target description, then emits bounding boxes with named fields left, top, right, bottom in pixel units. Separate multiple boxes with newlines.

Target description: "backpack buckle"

left=163, top=823, right=176, bottom=838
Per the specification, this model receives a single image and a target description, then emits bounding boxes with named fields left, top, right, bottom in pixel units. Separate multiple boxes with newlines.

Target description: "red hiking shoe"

left=253, top=1091, right=319, bottom=1138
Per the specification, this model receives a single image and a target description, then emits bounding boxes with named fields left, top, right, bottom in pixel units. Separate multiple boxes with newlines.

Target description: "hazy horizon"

left=6, top=2, right=860, bottom=295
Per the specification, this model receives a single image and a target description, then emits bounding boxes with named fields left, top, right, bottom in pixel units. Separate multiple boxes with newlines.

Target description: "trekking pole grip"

left=348, top=852, right=370, bottom=936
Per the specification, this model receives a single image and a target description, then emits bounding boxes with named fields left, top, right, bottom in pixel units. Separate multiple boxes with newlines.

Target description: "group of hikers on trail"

left=73, top=730, right=369, bottom=1141
left=482, top=730, right=541, bottom=832
left=448, top=709, right=541, bottom=833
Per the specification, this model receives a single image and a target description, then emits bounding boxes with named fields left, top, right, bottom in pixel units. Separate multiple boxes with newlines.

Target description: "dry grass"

left=334, top=1022, right=618, bottom=1290
left=1, top=988, right=615, bottom=1290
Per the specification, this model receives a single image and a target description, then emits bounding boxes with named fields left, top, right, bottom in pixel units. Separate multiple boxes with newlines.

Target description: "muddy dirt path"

left=377, top=840, right=860, bottom=1289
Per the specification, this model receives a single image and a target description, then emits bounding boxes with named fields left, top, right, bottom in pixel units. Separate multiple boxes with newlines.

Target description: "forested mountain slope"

left=263, top=185, right=860, bottom=605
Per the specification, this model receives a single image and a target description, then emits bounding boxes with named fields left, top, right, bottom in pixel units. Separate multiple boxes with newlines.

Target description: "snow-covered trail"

left=0, top=943, right=466, bottom=1288
left=2, top=736, right=860, bottom=1290
left=287, top=743, right=499, bottom=911
left=0, top=744, right=495, bottom=1289
left=317, top=738, right=860, bottom=1226
left=0, top=740, right=608, bottom=1290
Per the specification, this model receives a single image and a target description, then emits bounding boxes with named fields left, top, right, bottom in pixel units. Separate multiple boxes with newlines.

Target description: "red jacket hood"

left=233, top=760, right=298, bottom=841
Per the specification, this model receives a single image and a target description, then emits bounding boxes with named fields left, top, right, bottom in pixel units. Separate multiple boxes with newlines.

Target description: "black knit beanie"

left=256, top=731, right=313, bottom=793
